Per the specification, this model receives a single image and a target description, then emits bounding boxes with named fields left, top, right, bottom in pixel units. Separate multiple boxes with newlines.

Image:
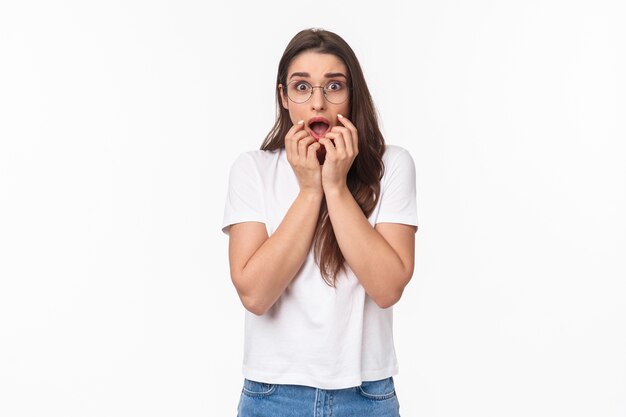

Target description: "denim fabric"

left=236, top=376, right=401, bottom=417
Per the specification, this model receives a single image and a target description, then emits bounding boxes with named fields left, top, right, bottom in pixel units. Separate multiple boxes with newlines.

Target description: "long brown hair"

left=260, top=28, right=386, bottom=287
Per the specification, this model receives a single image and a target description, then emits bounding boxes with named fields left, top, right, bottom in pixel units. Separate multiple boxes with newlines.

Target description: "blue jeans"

left=236, top=376, right=401, bottom=417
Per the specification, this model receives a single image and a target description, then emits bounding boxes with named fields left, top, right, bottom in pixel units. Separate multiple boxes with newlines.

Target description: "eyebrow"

left=288, top=72, right=348, bottom=80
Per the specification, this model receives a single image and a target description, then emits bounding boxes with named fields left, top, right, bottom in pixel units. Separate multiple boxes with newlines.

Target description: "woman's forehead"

left=287, top=51, right=348, bottom=79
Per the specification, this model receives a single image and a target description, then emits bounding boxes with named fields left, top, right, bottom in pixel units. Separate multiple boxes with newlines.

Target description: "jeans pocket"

left=357, top=376, right=397, bottom=400
left=241, top=378, right=278, bottom=398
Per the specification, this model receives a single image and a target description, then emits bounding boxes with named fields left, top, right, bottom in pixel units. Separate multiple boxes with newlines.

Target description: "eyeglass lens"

left=286, top=81, right=349, bottom=104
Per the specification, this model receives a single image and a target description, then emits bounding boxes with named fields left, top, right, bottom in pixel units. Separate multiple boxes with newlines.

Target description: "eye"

left=326, top=81, right=344, bottom=91
left=294, top=82, right=311, bottom=92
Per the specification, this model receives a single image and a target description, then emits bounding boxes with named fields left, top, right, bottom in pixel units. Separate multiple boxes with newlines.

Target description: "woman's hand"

left=318, top=114, right=359, bottom=193
left=285, top=120, right=323, bottom=196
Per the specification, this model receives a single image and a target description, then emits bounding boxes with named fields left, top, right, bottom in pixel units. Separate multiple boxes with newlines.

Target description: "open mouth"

left=307, top=118, right=331, bottom=140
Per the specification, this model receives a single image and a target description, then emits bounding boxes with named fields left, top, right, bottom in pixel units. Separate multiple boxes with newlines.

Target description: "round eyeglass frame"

left=283, top=80, right=351, bottom=105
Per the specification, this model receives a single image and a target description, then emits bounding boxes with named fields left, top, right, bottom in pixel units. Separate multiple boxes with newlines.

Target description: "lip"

left=307, top=117, right=332, bottom=140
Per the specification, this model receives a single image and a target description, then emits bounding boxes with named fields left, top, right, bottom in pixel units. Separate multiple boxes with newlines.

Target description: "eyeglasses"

left=284, top=80, right=350, bottom=105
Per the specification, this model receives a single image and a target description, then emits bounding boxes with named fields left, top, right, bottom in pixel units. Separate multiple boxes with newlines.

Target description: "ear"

left=278, top=84, right=289, bottom=110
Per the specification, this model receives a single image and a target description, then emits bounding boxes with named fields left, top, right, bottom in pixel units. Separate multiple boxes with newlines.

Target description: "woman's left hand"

left=318, top=114, right=359, bottom=193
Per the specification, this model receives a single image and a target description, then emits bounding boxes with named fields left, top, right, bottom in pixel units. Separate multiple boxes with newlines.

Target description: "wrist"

left=323, top=183, right=350, bottom=199
left=299, top=189, right=324, bottom=201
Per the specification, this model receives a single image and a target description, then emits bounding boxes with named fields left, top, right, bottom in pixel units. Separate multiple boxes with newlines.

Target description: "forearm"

left=324, top=186, right=409, bottom=308
left=240, top=191, right=323, bottom=314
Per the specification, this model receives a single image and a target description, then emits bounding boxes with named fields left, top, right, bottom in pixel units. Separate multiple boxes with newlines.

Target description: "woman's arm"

left=324, top=187, right=416, bottom=308
left=319, top=115, right=416, bottom=308
left=228, top=120, right=324, bottom=316
left=228, top=191, right=323, bottom=316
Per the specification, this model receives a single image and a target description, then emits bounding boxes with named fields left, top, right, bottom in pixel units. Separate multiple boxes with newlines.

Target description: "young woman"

left=222, top=28, right=418, bottom=417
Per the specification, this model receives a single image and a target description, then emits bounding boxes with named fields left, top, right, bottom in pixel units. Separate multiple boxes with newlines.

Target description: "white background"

left=1, top=1, right=625, bottom=416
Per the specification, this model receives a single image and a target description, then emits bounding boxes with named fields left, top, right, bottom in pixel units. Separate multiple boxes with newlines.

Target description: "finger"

left=318, top=138, right=336, bottom=160
left=337, top=114, right=358, bottom=153
left=324, top=131, right=346, bottom=157
left=306, top=141, right=321, bottom=165
left=337, top=114, right=356, bottom=131
left=286, top=120, right=305, bottom=160
left=289, top=130, right=309, bottom=160
left=287, top=119, right=305, bottom=137
left=329, top=126, right=353, bottom=156
left=291, top=130, right=310, bottom=146
left=287, top=120, right=305, bottom=148
left=298, top=135, right=316, bottom=161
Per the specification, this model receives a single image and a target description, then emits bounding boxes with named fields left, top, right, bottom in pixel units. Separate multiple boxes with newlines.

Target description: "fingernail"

left=338, top=114, right=343, bottom=118
left=298, top=120, right=304, bottom=124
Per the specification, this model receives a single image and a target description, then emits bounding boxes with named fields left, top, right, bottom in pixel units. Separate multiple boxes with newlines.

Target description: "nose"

left=310, top=86, right=326, bottom=110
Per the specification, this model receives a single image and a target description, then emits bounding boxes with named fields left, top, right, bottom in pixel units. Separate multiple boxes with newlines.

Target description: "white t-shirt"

left=221, top=144, right=418, bottom=389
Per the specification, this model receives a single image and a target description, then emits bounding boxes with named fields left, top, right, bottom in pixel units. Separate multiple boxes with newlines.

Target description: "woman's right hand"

left=285, top=120, right=323, bottom=196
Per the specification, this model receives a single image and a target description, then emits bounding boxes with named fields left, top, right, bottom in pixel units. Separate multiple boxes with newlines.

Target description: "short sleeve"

left=375, top=148, right=418, bottom=228
left=221, top=152, right=266, bottom=235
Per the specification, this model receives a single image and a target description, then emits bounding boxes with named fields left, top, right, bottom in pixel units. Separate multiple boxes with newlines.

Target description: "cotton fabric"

left=222, top=145, right=418, bottom=389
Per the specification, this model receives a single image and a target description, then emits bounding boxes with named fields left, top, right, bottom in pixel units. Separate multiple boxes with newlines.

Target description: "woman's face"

left=279, top=51, right=350, bottom=141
